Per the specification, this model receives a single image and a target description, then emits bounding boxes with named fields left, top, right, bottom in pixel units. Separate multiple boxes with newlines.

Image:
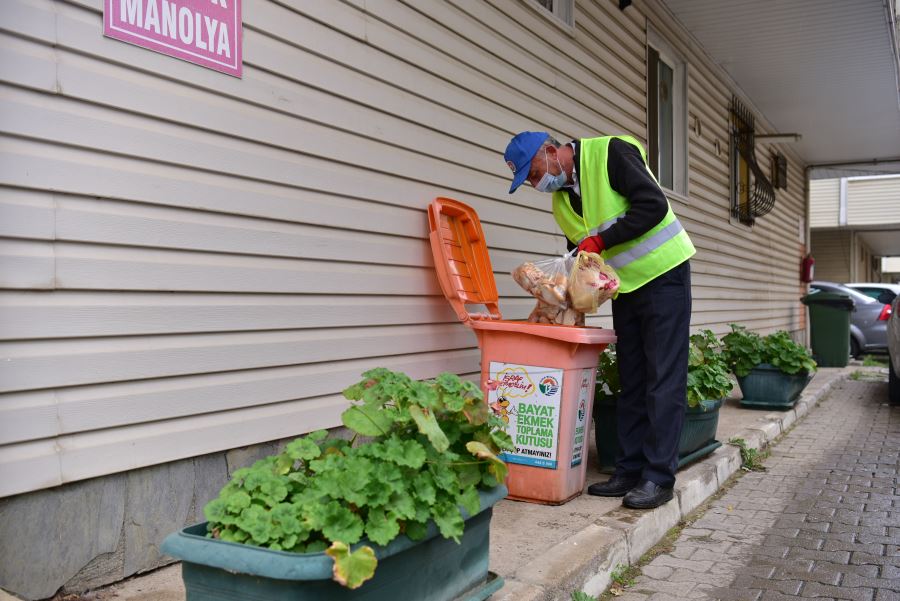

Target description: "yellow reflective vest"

left=552, top=135, right=695, bottom=294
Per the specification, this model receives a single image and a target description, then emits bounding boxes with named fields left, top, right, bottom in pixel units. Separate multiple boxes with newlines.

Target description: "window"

left=729, top=96, right=775, bottom=226
left=771, top=152, right=788, bottom=190
left=731, top=132, right=752, bottom=225
left=647, top=30, right=687, bottom=195
left=535, top=0, right=573, bottom=27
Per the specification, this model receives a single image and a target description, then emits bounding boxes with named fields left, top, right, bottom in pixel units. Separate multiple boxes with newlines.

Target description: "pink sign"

left=104, top=0, right=242, bottom=78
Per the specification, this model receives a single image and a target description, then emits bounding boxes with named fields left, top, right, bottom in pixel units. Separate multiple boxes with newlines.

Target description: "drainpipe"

left=838, top=177, right=854, bottom=282
left=803, top=165, right=811, bottom=347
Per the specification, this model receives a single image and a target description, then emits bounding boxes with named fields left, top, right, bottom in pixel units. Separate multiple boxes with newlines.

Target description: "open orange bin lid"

left=427, top=197, right=615, bottom=345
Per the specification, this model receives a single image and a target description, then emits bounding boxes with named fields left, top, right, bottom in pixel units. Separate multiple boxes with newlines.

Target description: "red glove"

left=577, top=235, right=605, bottom=255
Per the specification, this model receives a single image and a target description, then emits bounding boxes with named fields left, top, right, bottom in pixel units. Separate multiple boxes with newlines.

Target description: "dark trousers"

left=611, top=260, right=692, bottom=488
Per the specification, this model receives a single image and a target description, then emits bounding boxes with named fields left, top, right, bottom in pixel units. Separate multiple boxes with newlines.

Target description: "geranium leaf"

left=318, top=501, right=365, bottom=544
left=409, top=405, right=449, bottom=452
left=412, top=471, right=437, bottom=505
left=458, top=487, right=480, bottom=517
left=341, top=404, right=393, bottom=437
left=466, top=441, right=508, bottom=483
left=404, top=520, right=428, bottom=541
left=431, top=500, right=464, bottom=541
left=364, top=506, right=401, bottom=546
left=326, top=541, right=377, bottom=590
left=285, top=438, right=321, bottom=462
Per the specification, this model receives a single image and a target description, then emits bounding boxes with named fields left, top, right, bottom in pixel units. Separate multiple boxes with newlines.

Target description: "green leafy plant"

left=722, top=324, right=816, bottom=377
left=203, top=369, right=514, bottom=589
left=728, top=437, right=767, bottom=471
left=596, top=343, right=620, bottom=399
left=572, top=591, right=599, bottom=601
left=610, top=563, right=638, bottom=587
left=686, top=329, right=734, bottom=407
left=596, top=334, right=734, bottom=408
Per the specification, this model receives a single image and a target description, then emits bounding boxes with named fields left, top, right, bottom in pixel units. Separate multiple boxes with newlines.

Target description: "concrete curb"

left=497, top=370, right=846, bottom=601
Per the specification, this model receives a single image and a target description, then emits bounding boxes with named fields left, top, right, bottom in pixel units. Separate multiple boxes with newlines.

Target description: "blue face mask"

left=535, top=150, right=567, bottom=193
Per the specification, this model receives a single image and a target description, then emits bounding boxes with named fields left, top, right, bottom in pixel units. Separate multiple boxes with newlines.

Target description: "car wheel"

left=850, top=337, right=861, bottom=359
left=890, top=357, right=900, bottom=406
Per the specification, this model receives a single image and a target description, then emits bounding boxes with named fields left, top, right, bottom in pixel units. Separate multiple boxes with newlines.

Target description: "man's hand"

left=577, top=235, right=605, bottom=255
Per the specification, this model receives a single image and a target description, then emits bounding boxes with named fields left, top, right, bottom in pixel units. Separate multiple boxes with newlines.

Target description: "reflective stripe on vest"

left=604, top=219, right=686, bottom=269
left=590, top=217, right=620, bottom=236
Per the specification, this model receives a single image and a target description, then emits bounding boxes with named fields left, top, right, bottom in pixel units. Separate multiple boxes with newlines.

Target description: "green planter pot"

left=737, top=363, right=813, bottom=409
left=160, top=486, right=507, bottom=601
left=593, top=396, right=722, bottom=473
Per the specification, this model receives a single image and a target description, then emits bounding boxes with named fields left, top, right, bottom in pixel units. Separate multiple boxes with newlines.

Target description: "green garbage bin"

left=801, top=291, right=855, bottom=367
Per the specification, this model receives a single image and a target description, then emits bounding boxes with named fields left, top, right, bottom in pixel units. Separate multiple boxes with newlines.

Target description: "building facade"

left=809, top=174, right=900, bottom=283
left=0, top=1, right=811, bottom=597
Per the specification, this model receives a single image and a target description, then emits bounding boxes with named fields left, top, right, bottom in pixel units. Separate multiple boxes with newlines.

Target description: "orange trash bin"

left=428, top=197, right=616, bottom=505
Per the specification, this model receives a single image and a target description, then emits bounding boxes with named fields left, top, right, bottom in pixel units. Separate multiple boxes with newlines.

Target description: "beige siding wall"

left=0, top=0, right=809, bottom=497
left=847, top=175, right=900, bottom=225
left=811, top=230, right=852, bottom=282
left=809, top=179, right=840, bottom=227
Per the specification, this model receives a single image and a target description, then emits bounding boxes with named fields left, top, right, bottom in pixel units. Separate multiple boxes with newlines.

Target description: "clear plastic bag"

left=568, top=251, right=620, bottom=314
left=512, top=251, right=584, bottom=326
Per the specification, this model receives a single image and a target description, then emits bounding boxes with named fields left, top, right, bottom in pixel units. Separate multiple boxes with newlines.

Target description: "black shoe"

left=587, top=473, right=640, bottom=497
left=622, top=479, right=674, bottom=509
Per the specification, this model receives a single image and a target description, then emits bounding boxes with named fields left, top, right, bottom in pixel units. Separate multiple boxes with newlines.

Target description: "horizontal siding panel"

left=0, top=239, right=55, bottom=288
left=0, top=190, right=55, bottom=239
left=847, top=176, right=900, bottom=225
left=0, top=29, right=57, bottom=92
left=0, top=350, right=481, bottom=497
left=810, top=229, right=851, bottom=282
left=809, top=179, right=840, bottom=227
left=0, top=439, right=63, bottom=496
left=52, top=198, right=431, bottom=267
left=0, top=84, right=517, bottom=215
left=45, top=241, right=439, bottom=294
left=0, top=291, right=539, bottom=340
left=0, top=139, right=558, bottom=237
left=0, top=349, right=481, bottom=445
left=0, top=324, right=477, bottom=393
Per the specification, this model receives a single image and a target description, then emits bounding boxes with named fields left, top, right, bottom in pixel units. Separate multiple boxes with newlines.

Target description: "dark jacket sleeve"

left=598, top=138, right=669, bottom=249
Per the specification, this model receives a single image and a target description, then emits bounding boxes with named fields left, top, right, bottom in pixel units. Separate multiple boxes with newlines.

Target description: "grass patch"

left=728, top=437, right=768, bottom=471
left=862, top=355, right=888, bottom=368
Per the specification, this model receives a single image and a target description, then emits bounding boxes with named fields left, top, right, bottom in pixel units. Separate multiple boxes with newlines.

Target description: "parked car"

left=845, top=282, right=900, bottom=305
left=889, top=293, right=899, bottom=405
left=809, top=281, right=892, bottom=357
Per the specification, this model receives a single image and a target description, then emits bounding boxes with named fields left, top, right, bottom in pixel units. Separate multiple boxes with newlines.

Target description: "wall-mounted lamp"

left=756, top=133, right=802, bottom=144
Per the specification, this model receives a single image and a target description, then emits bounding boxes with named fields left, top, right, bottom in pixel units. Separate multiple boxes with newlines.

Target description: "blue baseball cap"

left=504, top=131, right=549, bottom=193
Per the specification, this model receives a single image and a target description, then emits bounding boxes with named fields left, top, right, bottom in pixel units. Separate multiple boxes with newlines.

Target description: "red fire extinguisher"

left=801, top=254, right=815, bottom=283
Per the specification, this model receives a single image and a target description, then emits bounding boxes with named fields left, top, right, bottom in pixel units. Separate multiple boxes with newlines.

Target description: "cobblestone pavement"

left=613, top=378, right=899, bottom=601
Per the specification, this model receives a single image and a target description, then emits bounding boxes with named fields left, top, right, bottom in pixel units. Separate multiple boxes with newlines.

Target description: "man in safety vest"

left=504, top=131, right=695, bottom=509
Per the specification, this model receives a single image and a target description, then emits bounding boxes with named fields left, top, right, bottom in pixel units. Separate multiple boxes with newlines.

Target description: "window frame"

left=647, top=28, right=688, bottom=196
left=729, top=134, right=753, bottom=227
left=533, top=0, right=574, bottom=28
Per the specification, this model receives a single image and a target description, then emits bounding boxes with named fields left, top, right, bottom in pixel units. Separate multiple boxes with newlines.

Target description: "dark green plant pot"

left=593, top=393, right=618, bottom=474
left=593, top=396, right=722, bottom=473
left=160, top=486, right=507, bottom=601
left=736, top=363, right=813, bottom=409
left=678, top=399, right=723, bottom=465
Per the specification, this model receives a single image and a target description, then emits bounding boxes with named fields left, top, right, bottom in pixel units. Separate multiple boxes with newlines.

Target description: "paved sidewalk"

left=611, top=376, right=899, bottom=601
left=27, top=366, right=860, bottom=600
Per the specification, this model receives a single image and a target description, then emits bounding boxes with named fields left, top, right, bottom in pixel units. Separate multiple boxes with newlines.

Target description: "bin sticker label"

left=488, top=362, right=562, bottom=469
left=571, top=369, right=592, bottom=467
